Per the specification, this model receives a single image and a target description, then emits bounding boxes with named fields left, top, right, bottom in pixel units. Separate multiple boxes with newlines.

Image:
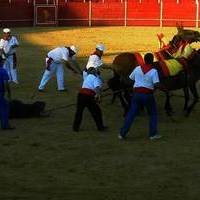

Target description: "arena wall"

left=0, top=0, right=199, bottom=27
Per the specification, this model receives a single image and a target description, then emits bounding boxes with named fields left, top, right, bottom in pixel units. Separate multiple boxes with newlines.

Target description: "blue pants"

left=120, top=93, right=158, bottom=138
left=0, top=95, right=9, bottom=129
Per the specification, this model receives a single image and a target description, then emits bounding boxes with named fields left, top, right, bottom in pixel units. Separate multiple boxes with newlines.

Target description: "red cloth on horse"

left=135, top=52, right=144, bottom=66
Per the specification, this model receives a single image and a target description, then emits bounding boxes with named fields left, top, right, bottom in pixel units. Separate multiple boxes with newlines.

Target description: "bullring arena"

left=0, top=0, right=200, bottom=199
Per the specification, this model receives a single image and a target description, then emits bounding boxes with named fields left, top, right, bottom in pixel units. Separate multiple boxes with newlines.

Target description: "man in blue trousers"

left=119, top=53, right=164, bottom=140
left=0, top=55, right=14, bottom=130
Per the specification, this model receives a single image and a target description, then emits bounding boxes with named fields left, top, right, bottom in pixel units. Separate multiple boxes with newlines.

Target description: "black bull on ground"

left=9, top=100, right=47, bottom=118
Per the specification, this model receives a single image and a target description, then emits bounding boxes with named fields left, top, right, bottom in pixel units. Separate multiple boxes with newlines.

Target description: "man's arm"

left=65, top=60, right=82, bottom=74
left=11, top=37, right=19, bottom=49
left=0, top=49, right=7, bottom=59
left=94, top=86, right=101, bottom=102
left=69, top=59, right=82, bottom=74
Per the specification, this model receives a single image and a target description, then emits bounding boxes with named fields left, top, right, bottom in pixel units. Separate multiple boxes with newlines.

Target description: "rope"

left=46, top=103, right=76, bottom=112
left=46, top=87, right=132, bottom=112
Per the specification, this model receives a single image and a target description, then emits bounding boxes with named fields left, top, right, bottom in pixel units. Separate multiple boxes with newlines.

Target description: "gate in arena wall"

left=34, top=3, right=58, bottom=26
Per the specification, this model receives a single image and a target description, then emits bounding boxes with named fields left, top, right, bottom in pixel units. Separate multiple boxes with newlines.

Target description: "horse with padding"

left=108, top=26, right=200, bottom=116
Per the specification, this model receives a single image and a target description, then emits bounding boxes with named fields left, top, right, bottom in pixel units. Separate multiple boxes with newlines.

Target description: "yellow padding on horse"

left=173, top=44, right=193, bottom=59
left=182, top=44, right=193, bottom=58
left=164, top=59, right=183, bottom=76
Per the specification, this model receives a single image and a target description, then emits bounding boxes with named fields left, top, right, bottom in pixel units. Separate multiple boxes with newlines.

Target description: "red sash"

left=46, top=57, right=53, bottom=70
left=134, top=87, right=153, bottom=94
left=79, top=88, right=96, bottom=96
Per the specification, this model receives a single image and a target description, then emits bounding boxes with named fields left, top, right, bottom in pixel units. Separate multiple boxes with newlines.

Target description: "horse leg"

left=118, top=92, right=130, bottom=116
left=183, top=87, right=189, bottom=111
left=164, top=91, right=173, bottom=116
left=185, top=83, right=199, bottom=117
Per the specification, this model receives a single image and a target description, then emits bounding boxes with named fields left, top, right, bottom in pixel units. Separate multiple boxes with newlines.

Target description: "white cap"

left=3, top=28, right=11, bottom=33
left=70, top=45, right=78, bottom=54
left=96, top=44, right=105, bottom=51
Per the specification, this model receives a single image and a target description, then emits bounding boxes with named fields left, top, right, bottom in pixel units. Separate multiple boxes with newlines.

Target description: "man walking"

left=0, top=28, right=19, bottom=84
left=73, top=67, right=107, bottom=132
left=38, top=45, right=81, bottom=92
left=119, top=53, right=163, bottom=140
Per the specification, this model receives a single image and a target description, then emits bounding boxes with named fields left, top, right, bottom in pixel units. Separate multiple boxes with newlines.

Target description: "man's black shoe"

left=2, top=126, right=16, bottom=130
left=73, top=128, right=79, bottom=132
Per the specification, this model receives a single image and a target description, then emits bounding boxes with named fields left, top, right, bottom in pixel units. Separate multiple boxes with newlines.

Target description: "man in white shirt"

left=73, top=67, right=107, bottom=132
left=38, top=45, right=81, bottom=92
left=119, top=53, right=163, bottom=140
left=0, top=28, right=19, bottom=84
left=83, top=44, right=105, bottom=79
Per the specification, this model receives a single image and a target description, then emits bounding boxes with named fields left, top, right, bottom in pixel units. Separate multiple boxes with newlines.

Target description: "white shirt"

left=48, top=47, right=75, bottom=63
left=129, top=66, right=160, bottom=90
left=82, top=74, right=103, bottom=90
left=86, top=54, right=103, bottom=70
left=0, top=36, right=19, bottom=55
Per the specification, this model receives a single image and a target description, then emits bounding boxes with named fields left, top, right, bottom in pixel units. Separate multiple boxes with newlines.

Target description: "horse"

left=108, top=26, right=200, bottom=116
left=109, top=50, right=200, bottom=116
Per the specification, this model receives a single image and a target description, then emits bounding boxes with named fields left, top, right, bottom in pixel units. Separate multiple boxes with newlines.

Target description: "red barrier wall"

left=0, top=0, right=199, bottom=27
left=127, top=0, right=160, bottom=26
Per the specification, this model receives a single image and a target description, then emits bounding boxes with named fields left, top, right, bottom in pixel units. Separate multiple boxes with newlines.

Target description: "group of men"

left=37, top=42, right=108, bottom=132
left=0, top=27, right=163, bottom=141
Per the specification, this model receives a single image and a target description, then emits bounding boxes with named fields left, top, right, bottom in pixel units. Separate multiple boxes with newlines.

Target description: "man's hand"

left=94, top=86, right=102, bottom=103
left=95, top=94, right=101, bottom=103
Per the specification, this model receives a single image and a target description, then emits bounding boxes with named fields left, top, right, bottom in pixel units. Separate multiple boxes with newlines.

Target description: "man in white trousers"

left=38, top=45, right=81, bottom=92
left=83, top=44, right=106, bottom=79
left=0, top=28, right=19, bottom=84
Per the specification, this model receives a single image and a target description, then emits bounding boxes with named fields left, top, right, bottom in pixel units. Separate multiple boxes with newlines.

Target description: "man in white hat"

left=0, top=28, right=19, bottom=84
left=38, top=45, right=82, bottom=92
left=83, top=44, right=106, bottom=79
